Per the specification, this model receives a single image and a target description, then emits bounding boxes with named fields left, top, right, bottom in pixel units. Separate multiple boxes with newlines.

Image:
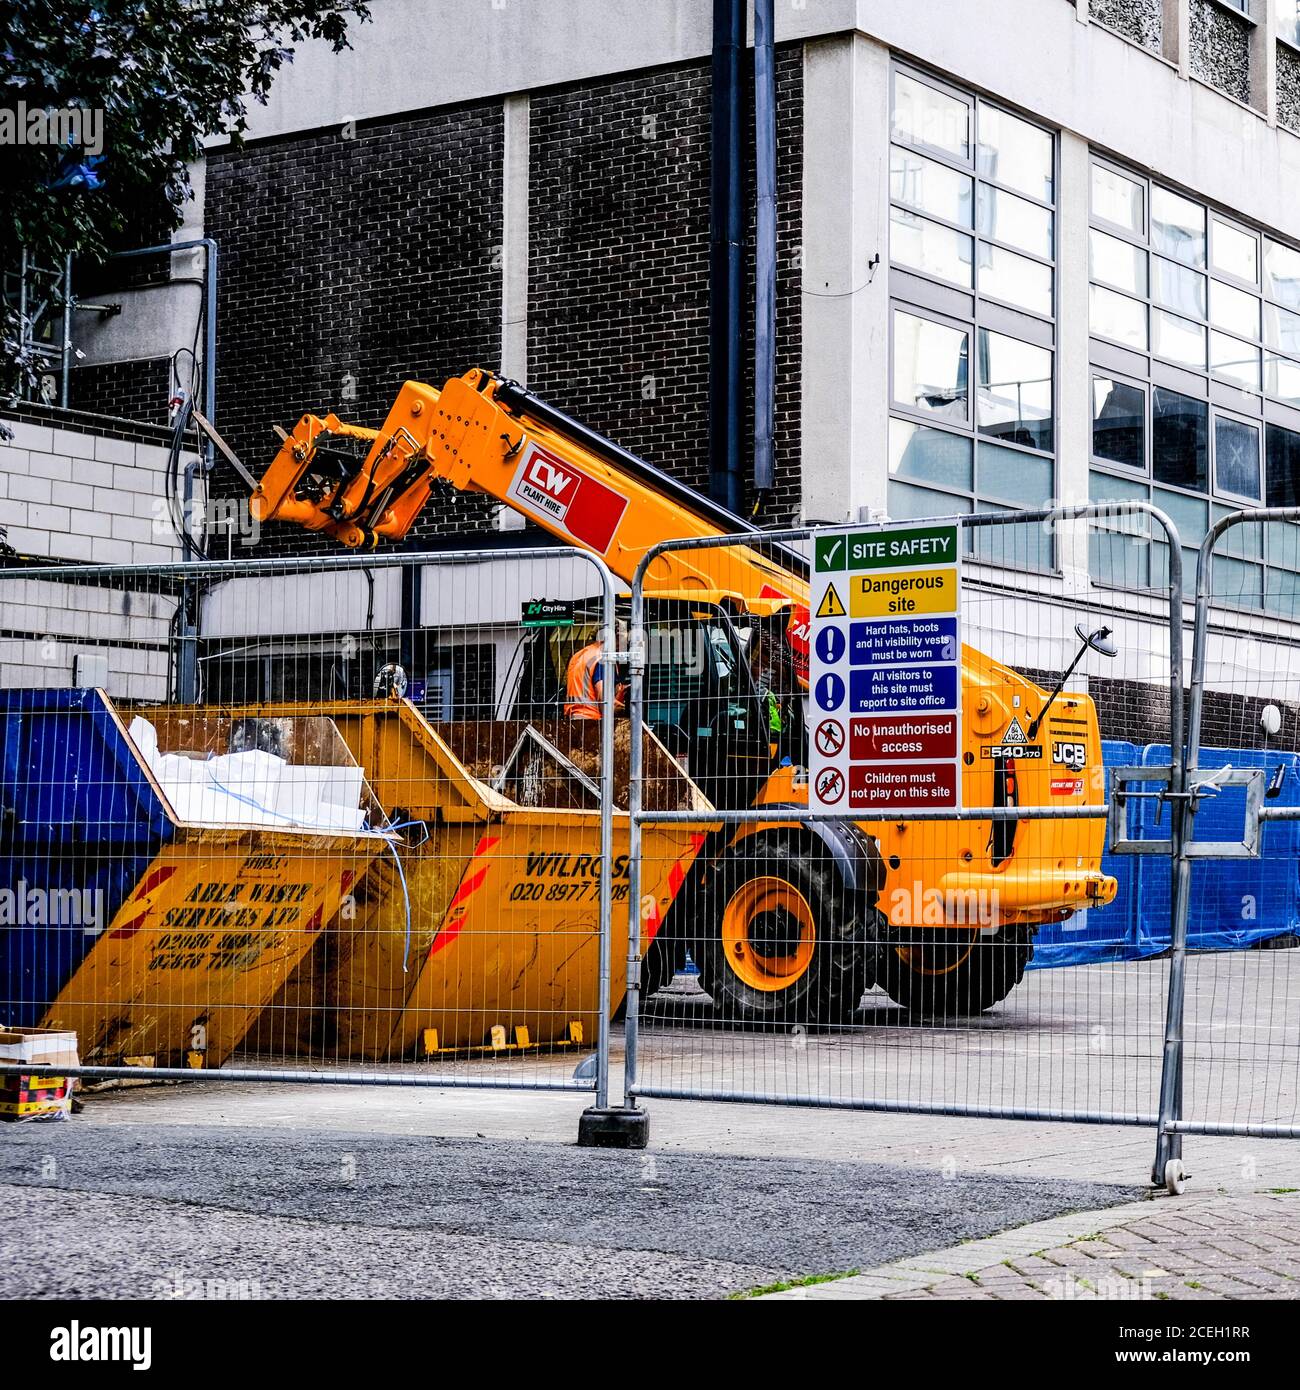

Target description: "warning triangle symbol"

left=1002, top=716, right=1028, bottom=744
left=816, top=583, right=846, bottom=619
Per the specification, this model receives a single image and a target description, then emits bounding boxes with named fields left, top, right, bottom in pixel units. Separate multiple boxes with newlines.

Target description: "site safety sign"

left=808, top=522, right=962, bottom=813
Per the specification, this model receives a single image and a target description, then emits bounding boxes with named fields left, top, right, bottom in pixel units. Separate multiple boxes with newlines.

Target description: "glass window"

left=1266, top=423, right=1300, bottom=507
left=1153, top=488, right=1209, bottom=546
left=1214, top=415, right=1261, bottom=501
left=978, top=441, right=1053, bottom=501
left=977, top=185, right=1052, bottom=258
left=890, top=207, right=973, bottom=286
left=1281, top=0, right=1300, bottom=49
left=888, top=418, right=974, bottom=489
left=1090, top=229, right=1147, bottom=296
left=1093, top=377, right=1145, bottom=469
left=1266, top=354, right=1300, bottom=406
left=893, top=310, right=969, bottom=423
left=1265, top=302, right=1300, bottom=355
left=892, top=73, right=969, bottom=161
left=1088, top=468, right=1153, bottom=589
left=1151, top=257, right=1206, bottom=318
left=978, top=243, right=1052, bottom=316
left=888, top=480, right=973, bottom=520
left=1090, top=283, right=1148, bottom=348
left=976, top=105, right=1053, bottom=202
left=888, top=70, right=1056, bottom=564
left=1209, top=278, right=1260, bottom=339
left=1151, top=186, right=1206, bottom=268
left=1212, top=219, right=1258, bottom=286
left=1092, top=163, right=1144, bottom=236
left=1152, top=389, right=1208, bottom=491
left=890, top=147, right=973, bottom=226
left=1210, top=331, right=1261, bottom=390
left=1266, top=238, right=1300, bottom=311
left=1152, top=310, right=1206, bottom=369
left=976, top=329, right=1052, bottom=451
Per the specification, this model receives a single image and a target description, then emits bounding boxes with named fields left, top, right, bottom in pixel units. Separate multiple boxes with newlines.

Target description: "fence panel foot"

left=578, top=1106, right=649, bottom=1149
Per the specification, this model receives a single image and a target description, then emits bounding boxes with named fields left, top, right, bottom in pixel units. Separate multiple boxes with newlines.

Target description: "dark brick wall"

left=1086, top=674, right=1298, bottom=753
left=67, top=356, right=172, bottom=425
left=204, top=102, right=505, bottom=552
left=527, top=46, right=803, bottom=527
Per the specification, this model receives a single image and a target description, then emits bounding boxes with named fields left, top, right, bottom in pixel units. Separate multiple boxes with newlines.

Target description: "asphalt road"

left=0, top=1122, right=1137, bottom=1299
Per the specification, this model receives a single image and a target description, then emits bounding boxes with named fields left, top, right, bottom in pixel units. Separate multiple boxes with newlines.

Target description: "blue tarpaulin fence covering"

left=1032, top=740, right=1300, bottom=968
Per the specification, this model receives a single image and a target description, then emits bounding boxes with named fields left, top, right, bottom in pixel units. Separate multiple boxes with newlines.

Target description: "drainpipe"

left=709, top=0, right=745, bottom=515
left=753, top=0, right=776, bottom=502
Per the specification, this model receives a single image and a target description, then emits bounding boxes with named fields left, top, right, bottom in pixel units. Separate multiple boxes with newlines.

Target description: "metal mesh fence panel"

left=624, top=504, right=1185, bottom=1131
left=1166, top=508, right=1300, bottom=1148
left=0, top=547, right=621, bottom=1106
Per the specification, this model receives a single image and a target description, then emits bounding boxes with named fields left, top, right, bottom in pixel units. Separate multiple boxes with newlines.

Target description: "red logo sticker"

left=509, top=443, right=628, bottom=553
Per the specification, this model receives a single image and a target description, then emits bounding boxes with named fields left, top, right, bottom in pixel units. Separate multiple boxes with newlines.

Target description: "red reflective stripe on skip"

left=445, top=865, right=490, bottom=914
left=132, top=865, right=177, bottom=902
left=107, top=864, right=178, bottom=938
left=429, top=859, right=494, bottom=958
left=107, top=909, right=151, bottom=940
left=472, top=835, right=502, bottom=858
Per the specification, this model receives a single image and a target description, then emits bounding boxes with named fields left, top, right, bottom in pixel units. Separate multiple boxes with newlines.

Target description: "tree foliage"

left=0, top=0, right=369, bottom=390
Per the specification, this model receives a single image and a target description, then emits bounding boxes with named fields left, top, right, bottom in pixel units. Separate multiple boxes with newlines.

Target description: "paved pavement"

left=0, top=1122, right=1135, bottom=1300
left=7, top=952, right=1300, bottom=1299
left=757, top=1191, right=1300, bottom=1301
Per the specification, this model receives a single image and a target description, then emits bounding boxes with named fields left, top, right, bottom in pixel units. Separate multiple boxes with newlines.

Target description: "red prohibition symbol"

left=815, top=766, right=845, bottom=804
left=815, top=718, right=845, bottom=756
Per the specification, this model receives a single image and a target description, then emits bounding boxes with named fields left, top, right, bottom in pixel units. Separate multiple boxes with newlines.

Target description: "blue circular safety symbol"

left=815, top=625, right=846, bottom=665
left=814, top=672, right=845, bottom=711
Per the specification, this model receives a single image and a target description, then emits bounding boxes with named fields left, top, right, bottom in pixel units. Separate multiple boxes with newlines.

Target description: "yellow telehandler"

left=247, top=367, right=1117, bottom=1023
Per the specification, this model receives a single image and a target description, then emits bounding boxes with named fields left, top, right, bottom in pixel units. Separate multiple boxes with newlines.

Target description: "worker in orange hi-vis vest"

left=565, top=639, right=626, bottom=720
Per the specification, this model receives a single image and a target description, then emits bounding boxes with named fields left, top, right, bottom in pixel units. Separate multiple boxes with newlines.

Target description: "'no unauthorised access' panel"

left=809, top=523, right=962, bottom=814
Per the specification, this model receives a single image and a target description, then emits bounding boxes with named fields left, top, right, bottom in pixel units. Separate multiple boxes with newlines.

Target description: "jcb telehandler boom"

left=250, top=368, right=1117, bottom=1019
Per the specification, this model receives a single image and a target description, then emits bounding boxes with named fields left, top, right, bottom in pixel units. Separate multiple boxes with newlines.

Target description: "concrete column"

left=500, top=93, right=530, bottom=380
left=1250, top=0, right=1278, bottom=123
left=1163, top=0, right=1191, bottom=76
left=1056, top=130, right=1093, bottom=582
left=799, top=33, right=889, bottom=525
left=496, top=93, right=530, bottom=531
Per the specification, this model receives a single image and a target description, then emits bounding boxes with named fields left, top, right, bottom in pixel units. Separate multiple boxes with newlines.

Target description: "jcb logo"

left=1053, top=741, right=1087, bottom=770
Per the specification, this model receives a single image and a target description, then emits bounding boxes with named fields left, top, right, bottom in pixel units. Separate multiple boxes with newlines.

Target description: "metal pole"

left=622, top=572, right=648, bottom=1108
left=60, top=253, right=73, bottom=409
left=18, top=246, right=28, bottom=402
left=594, top=557, right=617, bottom=1112
left=1153, top=539, right=1191, bottom=1187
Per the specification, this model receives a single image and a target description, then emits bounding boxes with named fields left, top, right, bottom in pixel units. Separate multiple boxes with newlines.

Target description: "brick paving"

left=758, top=1192, right=1300, bottom=1299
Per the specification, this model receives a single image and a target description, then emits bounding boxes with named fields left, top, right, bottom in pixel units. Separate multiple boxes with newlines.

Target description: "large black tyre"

left=878, top=925, right=1033, bottom=1018
left=696, top=832, right=872, bottom=1027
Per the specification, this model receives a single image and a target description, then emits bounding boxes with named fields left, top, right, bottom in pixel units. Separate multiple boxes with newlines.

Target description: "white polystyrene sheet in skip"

left=128, top=717, right=368, bottom=832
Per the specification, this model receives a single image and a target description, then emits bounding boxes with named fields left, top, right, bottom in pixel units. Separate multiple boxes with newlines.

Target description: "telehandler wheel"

left=878, top=925, right=1033, bottom=1019
left=697, top=832, right=871, bottom=1027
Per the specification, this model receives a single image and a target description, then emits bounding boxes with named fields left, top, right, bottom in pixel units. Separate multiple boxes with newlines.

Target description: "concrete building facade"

left=6, top=0, right=1300, bottom=729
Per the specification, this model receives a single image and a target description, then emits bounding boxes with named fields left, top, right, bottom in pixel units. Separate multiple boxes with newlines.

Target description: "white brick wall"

left=0, top=417, right=190, bottom=699
left=0, top=575, right=176, bottom=700
left=0, top=417, right=190, bottom=564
